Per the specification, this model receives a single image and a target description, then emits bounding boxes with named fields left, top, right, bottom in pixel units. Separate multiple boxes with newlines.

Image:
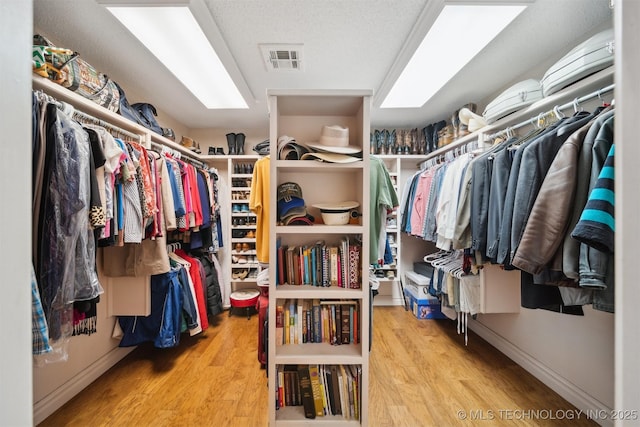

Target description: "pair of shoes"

left=232, top=269, right=248, bottom=280
left=232, top=255, right=247, bottom=264
left=208, top=146, right=225, bottom=155
left=232, top=230, right=246, bottom=238
left=245, top=230, right=256, bottom=239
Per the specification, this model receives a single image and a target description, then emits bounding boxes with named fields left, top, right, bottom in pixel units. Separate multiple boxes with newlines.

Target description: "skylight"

left=381, top=4, right=527, bottom=109
left=106, top=6, right=248, bottom=109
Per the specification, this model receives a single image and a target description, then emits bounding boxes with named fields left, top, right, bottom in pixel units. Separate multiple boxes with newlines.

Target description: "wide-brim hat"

left=300, top=151, right=361, bottom=163
left=306, top=125, right=361, bottom=154
left=312, top=201, right=360, bottom=212
left=459, top=108, right=487, bottom=132
left=312, top=201, right=359, bottom=225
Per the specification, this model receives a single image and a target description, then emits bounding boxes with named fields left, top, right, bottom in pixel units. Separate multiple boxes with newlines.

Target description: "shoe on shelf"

left=248, top=269, right=258, bottom=279
left=246, top=230, right=256, bottom=239
left=240, top=204, right=250, bottom=213
left=242, top=243, right=251, bottom=252
left=232, top=204, right=241, bottom=213
left=386, top=270, right=395, bottom=279
left=232, top=269, right=249, bottom=280
left=234, top=243, right=242, bottom=253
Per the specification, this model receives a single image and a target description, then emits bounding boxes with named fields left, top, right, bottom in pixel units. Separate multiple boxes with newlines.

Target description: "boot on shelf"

left=226, top=133, right=237, bottom=155
left=422, top=124, right=433, bottom=154
left=236, top=133, right=246, bottom=155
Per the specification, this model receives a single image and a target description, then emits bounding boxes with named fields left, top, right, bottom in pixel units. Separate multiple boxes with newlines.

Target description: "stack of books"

left=276, top=237, right=361, bottom=288
left=275, top=364, right=361, bottom=420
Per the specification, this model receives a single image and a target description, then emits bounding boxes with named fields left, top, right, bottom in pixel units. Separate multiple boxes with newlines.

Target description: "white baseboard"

left=373, top=295, right=403, bottom=306
left=33, top=346, right=134, bottom=425
left=469, top=319, right=612, bottom=427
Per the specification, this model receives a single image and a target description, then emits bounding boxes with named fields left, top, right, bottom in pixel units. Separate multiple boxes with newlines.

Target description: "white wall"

left=472, top=309, right=614, bottom=411
left=1, top=1, right=34, bottom=425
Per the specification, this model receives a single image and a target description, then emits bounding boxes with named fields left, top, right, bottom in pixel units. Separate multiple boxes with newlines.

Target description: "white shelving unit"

left=370, top=155, right=431, bottom=307
left=267, top=89, right=372, bottom=426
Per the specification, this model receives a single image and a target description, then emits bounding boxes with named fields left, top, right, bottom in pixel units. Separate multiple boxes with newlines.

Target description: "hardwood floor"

left=38, top=307, right=597, bottom=426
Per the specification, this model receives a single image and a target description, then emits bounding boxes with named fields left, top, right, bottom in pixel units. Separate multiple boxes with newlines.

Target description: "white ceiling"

left=33, top=0, right=613, bottom=132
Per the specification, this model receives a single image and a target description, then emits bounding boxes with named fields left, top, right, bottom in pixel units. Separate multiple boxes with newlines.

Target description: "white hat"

left=459, top=108, right=487, bottom=132
left=300, top=151, right=361, bottom=163
left=312, top=201, right=360, bottom=212
left=312, top=201, right=360, bottom=225
left=306, top=125, right=361, bottom=154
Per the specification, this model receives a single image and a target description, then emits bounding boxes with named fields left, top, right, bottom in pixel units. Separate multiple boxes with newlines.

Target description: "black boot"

left=236, top=133, right=245, bottom=155
left=226, top=133, right=236, bottom=155
left=432, top=121, right=446, bottom=152
left=423, top=124, right=433, bottom=154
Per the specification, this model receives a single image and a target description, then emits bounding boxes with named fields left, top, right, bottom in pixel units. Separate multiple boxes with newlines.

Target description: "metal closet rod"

left=35, top=89, right=143, bottom=142
left=488, top=83, right=615, bottom=139
left=72, top=108, right=142, bottom=142
left=150, top=141, right=206, bottom=169
left=35, top=89, right=206, bottom=167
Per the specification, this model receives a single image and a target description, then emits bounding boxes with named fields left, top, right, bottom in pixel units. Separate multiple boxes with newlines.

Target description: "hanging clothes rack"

left=487, top=83, right=615, bottom=140
left=34, top=87, right=207, bottom=167
left=150, top=141, right=206, bottom=169
left=416, top=81, right=614, bottom=170
left=34, top=89, right=143, bottom=143
left=73, top=109, right=143, bottom=142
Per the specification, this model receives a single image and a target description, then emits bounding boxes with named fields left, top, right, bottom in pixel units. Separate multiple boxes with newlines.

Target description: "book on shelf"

left=312, top=299, right=322, bottom=343
left=290, top=299, right=297, bottom=344
left=297, top=298, right=303, bottom=344
left=308, top=365, right=324, bottom=417
left=275, top=300, right=284, bottom=346
left=284, top=300, right=290, bottom=345
left=322, top=245, right=330, bottom=286
left=277, top=368, right=284, bottom=409
left=277, top=243, right=286, bottom=286
left=330, top=246, right=339, bottom=286
left=348, top=241, right=361, bottom=289
left=297, top=365, right=316, bottom=419
left=341, top=304, right=351, bottom=345
left=329, top=365, right=342, bottom=415
left=319, top=365, right=329, bottom=416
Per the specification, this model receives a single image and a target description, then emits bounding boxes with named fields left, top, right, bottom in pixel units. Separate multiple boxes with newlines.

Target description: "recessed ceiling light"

left=106, top=5, right=248, bottom=109
left=381, top=4, right=527, bottom=109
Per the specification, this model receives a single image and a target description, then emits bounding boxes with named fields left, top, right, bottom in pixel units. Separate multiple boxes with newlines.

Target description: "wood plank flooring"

left=38, top=307, right=598, bottom=426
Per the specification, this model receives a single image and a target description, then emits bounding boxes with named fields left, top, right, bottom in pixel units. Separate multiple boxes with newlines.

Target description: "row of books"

left=276, top=237, right=361, bottom=288
left=276, top=364, right=361, bottom=420
left=276, top=299, right=360, bottom=346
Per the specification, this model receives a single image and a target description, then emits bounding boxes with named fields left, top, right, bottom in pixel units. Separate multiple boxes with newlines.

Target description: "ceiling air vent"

left=259, top=44, right=304, bottom=71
